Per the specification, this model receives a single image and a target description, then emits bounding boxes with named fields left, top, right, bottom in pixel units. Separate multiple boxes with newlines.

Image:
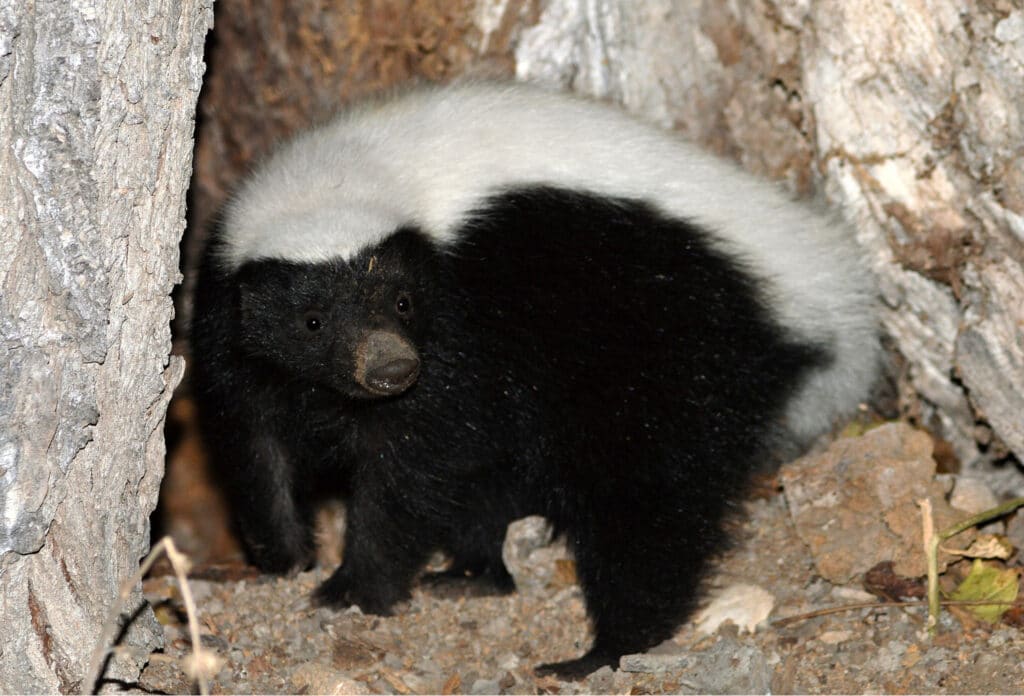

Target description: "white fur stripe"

left=221, top=82, right=878, bottom=442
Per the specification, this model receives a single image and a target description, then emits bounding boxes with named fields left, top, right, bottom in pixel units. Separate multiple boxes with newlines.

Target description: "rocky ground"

left=131, top=423, right=1024, bottom=694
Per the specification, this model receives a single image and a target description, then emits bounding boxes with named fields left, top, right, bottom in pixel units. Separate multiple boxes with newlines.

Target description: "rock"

left=290, top=662, right=370, bottom=695
left=1006, top=511, right=1024, bottom=556
left=469, top=677, right=501, bottom=694
left=950, top=477, right=1004, bottom=533
left=496, top=652, right=520, bottom=670
left=502, top=516, right=573, bottom=593
left=950, top=476, right=999, bottom=512
left=690, top=637, right=771, bottom=694
left=648, top=638, right=687, bottom=655
left=819, top=630, right=853, bottom=644
left=830, top=586, right=878, bottom=604
left=619, top=652, right=696, bottom=673
left=585, top=665, right=615, bottom=692
left=781, top=423, right=973, bottom=581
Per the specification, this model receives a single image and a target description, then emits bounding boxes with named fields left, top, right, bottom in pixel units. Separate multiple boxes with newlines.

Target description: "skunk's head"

left=232, top=228, right=437, bottom=399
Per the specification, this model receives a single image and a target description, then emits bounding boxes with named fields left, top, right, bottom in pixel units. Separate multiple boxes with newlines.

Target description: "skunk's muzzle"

left=354, top=330, right=420, bottom=396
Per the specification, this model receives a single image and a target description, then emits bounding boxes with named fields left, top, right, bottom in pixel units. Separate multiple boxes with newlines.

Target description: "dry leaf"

left=863, top=560, right=925, bottom=600
left=947, top=559, right=1020, bottom=624
left=380, top=669, right=412, bottom=694
left=442, top=673, right=461, bottom=695
left=943, top=533, right=1014, bottom=560
left=693, top=583, right=775, bottom=635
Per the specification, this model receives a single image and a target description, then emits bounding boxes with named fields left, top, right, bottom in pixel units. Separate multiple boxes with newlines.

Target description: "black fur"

left=190, top=186, right=826, bottom=677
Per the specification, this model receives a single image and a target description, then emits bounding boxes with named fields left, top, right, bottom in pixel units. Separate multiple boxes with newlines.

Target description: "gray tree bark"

left=506, top=0, right=1024, bottom=476
left=0, top=0, right=212, bottom=691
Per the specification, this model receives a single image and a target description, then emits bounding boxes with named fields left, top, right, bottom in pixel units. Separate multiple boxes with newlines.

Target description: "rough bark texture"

left=0, top=0, right=212, bottom=691
left=513, top=0, right=1024, bottom=476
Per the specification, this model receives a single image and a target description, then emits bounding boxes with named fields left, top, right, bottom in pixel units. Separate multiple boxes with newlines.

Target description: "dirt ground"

left=134, top=451, right=1024, bottom=695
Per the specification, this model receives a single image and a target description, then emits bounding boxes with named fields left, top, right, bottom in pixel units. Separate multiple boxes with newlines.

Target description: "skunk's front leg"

left=312, top=475, right=430, bottom=615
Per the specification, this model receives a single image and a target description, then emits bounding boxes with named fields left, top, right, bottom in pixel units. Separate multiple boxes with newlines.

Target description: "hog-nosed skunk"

left=190, top=81, right=879, bottom=678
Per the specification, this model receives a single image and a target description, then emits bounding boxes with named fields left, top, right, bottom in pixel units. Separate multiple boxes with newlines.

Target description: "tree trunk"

left=513, top=0, right=1024, bottom=475
left=0, top=0, right=212, bottom=691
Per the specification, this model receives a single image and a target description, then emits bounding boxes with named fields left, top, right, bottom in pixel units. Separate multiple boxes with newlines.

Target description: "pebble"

left=496, top=652, right=520, bottom=670
left=830, top=586, right=877, bottom=603
left=586, top=666, right=615, bottom=693
left=950, top=477, right=1000, bottom=514
left=989, top=628, right=1016, bottom=648
left=619, top=653, right=695, bottom=673
left=469, top=678, right=501, bottom=694
left=818, top=630, right=853, bottom=645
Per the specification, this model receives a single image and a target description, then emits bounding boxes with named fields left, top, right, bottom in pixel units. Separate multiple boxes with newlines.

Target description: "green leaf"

left=947, top=559, right=1020, bottom=623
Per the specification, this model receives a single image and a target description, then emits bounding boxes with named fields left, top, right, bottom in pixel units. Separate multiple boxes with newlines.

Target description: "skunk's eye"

left=303, top=311, right=324, bottom=332
left=395, top=293, right=413, bottom=316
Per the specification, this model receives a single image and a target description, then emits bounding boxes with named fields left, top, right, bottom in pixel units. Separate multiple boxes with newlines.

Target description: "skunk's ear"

left=384, top=226, right=438, bottom=264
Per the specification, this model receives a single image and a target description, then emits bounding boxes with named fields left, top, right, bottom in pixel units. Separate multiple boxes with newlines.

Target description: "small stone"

left=819, top=630, right=853, bottom=645
left=199, top=633, right=229, bottom=652
left=647, top=638, right=686, bottom=655
left=690, top=640, right=771, bottom=694
left=989, top=628, right=1016, bottom=648
left=497, top=652, right=520, bottom=670
left=586, top=665, right=615, bottom=692
left=290, top=662, right=370, bottom=695
left=831, top=586, right=877, bottom=603
left=995, top=11, right=1024, bottom=42
left=417, top=656, right=442, bottom=675
left=470, top=678, right=501, bottom=694
left=502, top=516, right=571, bottom=593
left=619, top=653, right=695, bottom=673
left=950, top=477, right=999, bottom=515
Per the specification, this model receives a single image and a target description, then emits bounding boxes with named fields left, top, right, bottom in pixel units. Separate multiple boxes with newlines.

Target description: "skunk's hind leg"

left=421, top=513, right=516, bottom=596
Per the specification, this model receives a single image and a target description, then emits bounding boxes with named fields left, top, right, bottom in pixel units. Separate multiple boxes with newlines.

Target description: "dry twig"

left=86, top=536, right=215, bottom=695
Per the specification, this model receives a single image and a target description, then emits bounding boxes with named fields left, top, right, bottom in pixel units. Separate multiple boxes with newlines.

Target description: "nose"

left=365, top=357, right=420, bottom=394
left=355, top=330, right=421, bottom=396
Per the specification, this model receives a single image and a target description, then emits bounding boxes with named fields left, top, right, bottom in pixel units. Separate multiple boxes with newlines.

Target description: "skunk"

left=190, top=81, right=879, bottom=678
